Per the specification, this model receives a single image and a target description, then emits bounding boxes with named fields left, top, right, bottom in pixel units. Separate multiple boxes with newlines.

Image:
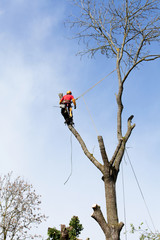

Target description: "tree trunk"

left=104, top=179, right=118, bottom=225
left=104, top=178, right=123, bottom=240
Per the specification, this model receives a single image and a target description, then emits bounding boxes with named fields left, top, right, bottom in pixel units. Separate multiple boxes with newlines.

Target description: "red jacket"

left=60, top=94, right=74, bottom=103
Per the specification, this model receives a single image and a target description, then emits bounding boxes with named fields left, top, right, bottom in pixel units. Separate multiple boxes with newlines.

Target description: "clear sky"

left=0, top=0, right=160, bottom=239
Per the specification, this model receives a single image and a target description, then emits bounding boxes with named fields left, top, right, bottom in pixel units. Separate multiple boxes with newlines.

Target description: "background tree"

left=0, top=172, right=47, bottom=240
left=63, top=0, right=160, bottom=239
left=47, top=216, right=84, bottom=240
left=130, top=223, right=160, bottom=240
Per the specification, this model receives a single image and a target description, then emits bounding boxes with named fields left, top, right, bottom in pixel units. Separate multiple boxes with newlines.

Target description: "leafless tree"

left=64, top=0, right=160, bottom=239
left=0, top=172, right=47, bottom=240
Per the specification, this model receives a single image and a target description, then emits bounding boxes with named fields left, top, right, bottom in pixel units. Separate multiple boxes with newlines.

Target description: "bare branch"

left=113, top=115, right=135, bottom=171
left=124, top=115, right=136, bottom=142
left=110, top=139, right=123, bottom=166
left=116, top=81, right=123, bottom=140
left=68, top=125, right=104, bottom=173
left=98, top=136, right=109, bottom=165
left=68, top=0, right=160, bottom=74
left=122, top=54, right=160, bottom=83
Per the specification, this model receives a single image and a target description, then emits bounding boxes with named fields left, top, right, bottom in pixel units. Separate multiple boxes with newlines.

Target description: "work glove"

left=74, top=105, right=76, bottom=109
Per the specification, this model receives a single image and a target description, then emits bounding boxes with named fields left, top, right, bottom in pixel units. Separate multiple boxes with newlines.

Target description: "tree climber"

left=59, top=90, right=76, bottom=125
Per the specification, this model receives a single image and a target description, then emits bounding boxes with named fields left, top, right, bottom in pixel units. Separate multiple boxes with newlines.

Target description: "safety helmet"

left=67, top=90, right=72, bottom=95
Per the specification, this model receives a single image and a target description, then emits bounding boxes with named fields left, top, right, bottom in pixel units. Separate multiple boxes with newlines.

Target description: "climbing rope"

left=64, top=133, right=73, bottom=185
left=125, top=148, right=156, bottom=232
left=75, top=69, right=116, bottom=101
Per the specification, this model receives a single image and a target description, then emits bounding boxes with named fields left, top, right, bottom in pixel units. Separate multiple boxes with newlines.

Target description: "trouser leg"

left=61, top=108, right=70, bottom=123
left=61, top=104, right=74, bottom=125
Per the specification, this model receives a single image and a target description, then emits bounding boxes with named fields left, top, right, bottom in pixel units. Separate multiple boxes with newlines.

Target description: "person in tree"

left=59, top=90, right=76, bottom=125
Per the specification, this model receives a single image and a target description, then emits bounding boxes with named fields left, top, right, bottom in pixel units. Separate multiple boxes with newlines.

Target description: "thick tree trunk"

left=104, top=178, right=123, bottom=240
left=104, top=179, right=118, bottom=225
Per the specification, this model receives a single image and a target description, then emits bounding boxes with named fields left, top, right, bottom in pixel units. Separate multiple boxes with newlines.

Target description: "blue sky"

left=0, top=0, right=160, bottom=239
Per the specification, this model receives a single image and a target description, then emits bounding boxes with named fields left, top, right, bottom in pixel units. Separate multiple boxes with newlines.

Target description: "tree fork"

left=68, top=125, right=124, bottom=239
left=92, top=204, right=124, bottom=240
left=91, top=204, right=110, bottom=237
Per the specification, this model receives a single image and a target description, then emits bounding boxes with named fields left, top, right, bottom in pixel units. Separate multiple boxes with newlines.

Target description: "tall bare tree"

left=63, top=0, right=160, bottom=239
left=0, top=172, right=47, bottom=240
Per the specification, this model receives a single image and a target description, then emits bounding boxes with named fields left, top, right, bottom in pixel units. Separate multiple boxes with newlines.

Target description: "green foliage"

left=69, top=216, right=84, bottom=240
left=47, top=227, right=61, bottom=240
left=47, top=216, right=84, bottom=240
left=130, top=223, right=160, bottom=240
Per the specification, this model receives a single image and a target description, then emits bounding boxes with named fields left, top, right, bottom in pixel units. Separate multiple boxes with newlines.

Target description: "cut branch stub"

left=91, top=204, right=124, bottom=239
left=127, top=115, right=136, bottom=130
left=113, top=115, right=135, bottom=171
left=61, top=225, right=69, bottom=240
left=124, top=115, right=136, bottom=142
left=91, top=204, right=110, bottom=237
left=128, top=115, right=134, bottom=122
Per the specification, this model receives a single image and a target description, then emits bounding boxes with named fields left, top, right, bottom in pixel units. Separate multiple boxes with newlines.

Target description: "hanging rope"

left=82, top=96, right=99, bottom=136
left=121, top=160, right=127, bottom=240
left=125, top=148, right=156, bottom=232
left=75, top=69, right=116, bottom=101
left=64, top=133, right=73, bottom=185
